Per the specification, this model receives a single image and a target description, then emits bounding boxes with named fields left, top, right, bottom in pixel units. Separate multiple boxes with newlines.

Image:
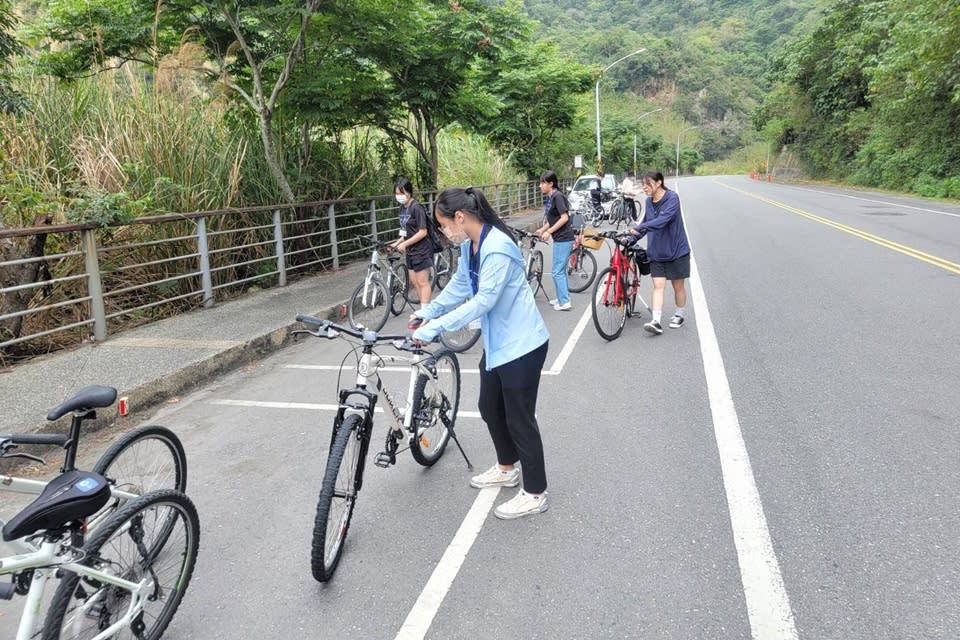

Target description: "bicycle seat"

left=2, top=469, right=111, bottom=541
left=46, top=385, right=117, bottom=421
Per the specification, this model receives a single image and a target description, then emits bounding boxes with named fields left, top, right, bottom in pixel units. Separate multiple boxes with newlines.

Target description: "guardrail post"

left=369, top=200, right=378, bottom=240
left=196, top=218, right=215, bottom=308
left=80, top=229, right=108, bottom=342
left=493, top=185, right=502, bottom=216
left=328, top=203, right=339, bottom=269
left=273, top=209, right=287, bottom=287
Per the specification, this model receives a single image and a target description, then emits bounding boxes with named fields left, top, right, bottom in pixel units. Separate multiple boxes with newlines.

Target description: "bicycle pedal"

left=374, top=451, right=395, bottom=468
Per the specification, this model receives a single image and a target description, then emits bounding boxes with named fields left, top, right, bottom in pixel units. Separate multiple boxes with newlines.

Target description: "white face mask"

left=395, top=194, right=408, bottom=205
left=442, top=221, right=467, bottom=245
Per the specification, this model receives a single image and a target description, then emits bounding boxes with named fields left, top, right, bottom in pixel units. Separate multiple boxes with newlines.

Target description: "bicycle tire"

left=434, top=247, right=455, bottom=290
left=389, top=263, right=408, bottom=316
left=591, top=267, right=627, bottom=341
left=439, top=324, right=481, bottom=352
left=43, top=489, right=200, bottom=640
left=311, top=413, right=364, bottom=582
left=567, top=247, right=598, bottom=293
left=348, top=278, right=390, bottom=332
left=410, top=350, right=461, bottom=466
left=527, top=250, right=544, bottom=290
left=90, top=425, right=187, bottom=547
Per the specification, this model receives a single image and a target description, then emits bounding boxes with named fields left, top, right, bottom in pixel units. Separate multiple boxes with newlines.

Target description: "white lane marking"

left=395, top=488, right=500, bottom=640
left=689, top=253, right=799, bottom=639
left=209, top=399, right=481, bottom=419
left=544, top=303, right=592, bottom=375
left=784, top=184, right=960, bottom=218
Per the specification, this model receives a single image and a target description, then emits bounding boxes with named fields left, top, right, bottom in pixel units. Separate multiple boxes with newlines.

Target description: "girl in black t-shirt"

left=391, top=177, right=434, bottom=305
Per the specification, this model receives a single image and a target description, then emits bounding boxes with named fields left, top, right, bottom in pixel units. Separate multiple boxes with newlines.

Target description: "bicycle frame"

left=1, top=537, right=148, bottom=640
left=597, top=241, right=638, bottom=306
left=360, top=249, right=390, bottom=307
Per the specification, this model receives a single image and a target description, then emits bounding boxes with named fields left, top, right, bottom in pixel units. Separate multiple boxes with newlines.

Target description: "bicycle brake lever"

left=0, top=451, right=46, bottom=464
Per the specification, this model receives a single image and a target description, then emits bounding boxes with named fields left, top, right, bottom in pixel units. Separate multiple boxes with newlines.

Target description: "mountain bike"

left=294, top=314, right=471, bottom=582
left=1, top=386, right=196, bottom=640
left=404, top=244, right=458, bottom=305
left=588, top=230, right=651, bottom=341
left=348, top=236, right=408, bottom=331
left=510, top=227, right=547, bottom=299
left=607, top=191, right=634, bottom=229
left=566, top=226, right=599, bottom=293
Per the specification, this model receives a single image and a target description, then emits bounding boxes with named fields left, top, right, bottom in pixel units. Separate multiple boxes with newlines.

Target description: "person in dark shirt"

left=391, top=177, right=434, bottom=305
left=535, top=170, right=575, bottom=311
left=629, top=170, right=691, bottom=334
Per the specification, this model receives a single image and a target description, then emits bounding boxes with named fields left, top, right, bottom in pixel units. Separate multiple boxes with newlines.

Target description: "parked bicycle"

left=510, top=226, right=547, bottom=299
left=404, top=244, right=459, bottom=305
left=294, top=314, right=471, bottom=582
left=1, top=385, right=197, bottom=640
left=607, top=191, right=635, bottom=229
left=348, top=236, right=409, bottom=332
left=566, top=226, right=599, bottom=293
left=588, top=230, right=651, bottom=341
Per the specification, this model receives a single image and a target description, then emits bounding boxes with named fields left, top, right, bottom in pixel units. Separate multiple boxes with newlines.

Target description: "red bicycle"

left=589, top=230, right=650, bottom=340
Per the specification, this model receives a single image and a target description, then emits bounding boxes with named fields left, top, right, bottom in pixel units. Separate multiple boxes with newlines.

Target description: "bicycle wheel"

left=90, top=425, right=187, bottom=540
left=567, top=247, right=598, bottom=293
left=439, top=322, right=481, bottom=353
left=410, top=350, right=461, bottom=466
left=312, top=413, right=364, bottom=582
left=43, top=489, right=200, bottom=640
left=348, top=278, right=390, bottom=332
left=434, top=246, right=455, bottom=290
left=591, top=267, right=627, bottom=341
left=526, top=250, right=543, bottom=290
left=389, top=263, right=408, bottom=316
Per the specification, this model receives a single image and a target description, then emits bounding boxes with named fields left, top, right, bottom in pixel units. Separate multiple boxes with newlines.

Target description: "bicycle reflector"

left=118, top=397, right=129, bottom=417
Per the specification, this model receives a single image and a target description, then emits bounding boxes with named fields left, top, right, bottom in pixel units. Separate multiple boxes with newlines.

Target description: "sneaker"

left=494, top=490, right=549, bottom=520
left=548, top=298, right=558, bottom=306
left=643, top=320, right=663, bottom=335
left=469, top=464, right=520, bottom=489
left=551, top=301, right=572, bottom=311
left=669, top=315, right=685, bottom=329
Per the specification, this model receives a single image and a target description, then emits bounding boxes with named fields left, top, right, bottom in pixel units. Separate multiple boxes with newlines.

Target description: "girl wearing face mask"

left=410, top=187, right=551, bottom=520
left=391, top=177, right=433, bottom=305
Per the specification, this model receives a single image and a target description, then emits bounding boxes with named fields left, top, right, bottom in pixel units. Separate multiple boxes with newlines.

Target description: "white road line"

left=785, top=184, right=960, bottom=218
left=544, top=303, right=592, bottom=375
left=689, top=253, right=799, bottom=640
left=208, top=399, right=481, bottom=419
left=395, top=488, right=500, bottom=640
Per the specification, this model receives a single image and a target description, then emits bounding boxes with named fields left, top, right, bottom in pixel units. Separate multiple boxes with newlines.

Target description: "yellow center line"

left=716, top=181, right=960, bottom=275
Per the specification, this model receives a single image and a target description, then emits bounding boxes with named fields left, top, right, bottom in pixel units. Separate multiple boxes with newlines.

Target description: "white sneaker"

left=669, top=315, right=685, bottom=328
left=494, top=490, right=549, bottom=520
left=551, top=301, right=572, bottom=311
left=469, top=464, right=520, bottom=489
left=548, top=298, right=558, bottom=306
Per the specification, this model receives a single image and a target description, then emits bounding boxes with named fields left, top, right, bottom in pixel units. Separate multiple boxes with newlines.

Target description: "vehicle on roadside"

left=566, top=173, right=617, bottom=220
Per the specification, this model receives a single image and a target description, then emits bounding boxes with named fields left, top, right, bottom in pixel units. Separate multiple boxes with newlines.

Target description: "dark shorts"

left=407, top=252, right=433, bottom=273
left=649, top=252, right=690, bottom=280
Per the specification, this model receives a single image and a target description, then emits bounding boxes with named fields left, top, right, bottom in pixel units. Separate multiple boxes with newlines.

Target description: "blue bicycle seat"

left=2, top=470, right=111, bottom=541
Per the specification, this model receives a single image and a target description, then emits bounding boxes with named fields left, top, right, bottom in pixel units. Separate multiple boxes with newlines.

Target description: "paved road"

left=2, top=176, right=958, bottom=639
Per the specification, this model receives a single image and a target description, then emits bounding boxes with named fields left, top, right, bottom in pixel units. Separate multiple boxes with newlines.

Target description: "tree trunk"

left=0, top=216, right=51, bottom=347
left=260, top=108, right=297, bottom=204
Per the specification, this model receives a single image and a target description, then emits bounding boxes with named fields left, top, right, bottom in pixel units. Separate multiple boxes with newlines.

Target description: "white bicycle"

left=1, top=385, right=197, bottom=640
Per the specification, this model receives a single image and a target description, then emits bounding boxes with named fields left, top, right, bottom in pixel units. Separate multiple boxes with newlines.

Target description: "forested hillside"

left=521, top=0, right=827, bottom=163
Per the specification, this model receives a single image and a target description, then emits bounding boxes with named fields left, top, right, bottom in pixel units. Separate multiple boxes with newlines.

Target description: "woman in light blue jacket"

left=412, top=187, right=550, bottom=519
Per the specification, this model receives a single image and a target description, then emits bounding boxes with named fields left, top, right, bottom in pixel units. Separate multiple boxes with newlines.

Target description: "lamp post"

left=633, top=108, right=664, bottom=173
left=675, top=125, right=699, bottom=182
left=595, top=48, right=646, bottom=175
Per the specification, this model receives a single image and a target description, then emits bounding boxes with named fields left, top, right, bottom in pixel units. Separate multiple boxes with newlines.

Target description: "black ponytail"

left=435, top=186, right=515, bottom=240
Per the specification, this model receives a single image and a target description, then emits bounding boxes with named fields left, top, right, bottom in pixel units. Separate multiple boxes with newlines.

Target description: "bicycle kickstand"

left=440, top=400, right=473, bottom=471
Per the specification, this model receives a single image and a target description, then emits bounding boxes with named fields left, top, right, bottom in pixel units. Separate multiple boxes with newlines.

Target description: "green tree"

left=0, top=0, right=22, bottom=112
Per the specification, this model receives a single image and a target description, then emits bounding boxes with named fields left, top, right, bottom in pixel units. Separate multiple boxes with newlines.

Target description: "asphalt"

left=1, top=211, right=543, bottom=438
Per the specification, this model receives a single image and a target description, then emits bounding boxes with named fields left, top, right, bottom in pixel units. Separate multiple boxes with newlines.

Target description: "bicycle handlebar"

left=295, top=314, right=434, bottom=350
left=358, top=235, right=397, bottom=252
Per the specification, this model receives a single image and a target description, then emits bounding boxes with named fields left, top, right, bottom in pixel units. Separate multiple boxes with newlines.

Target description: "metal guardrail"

left=0, top=181, right=547, bottom=356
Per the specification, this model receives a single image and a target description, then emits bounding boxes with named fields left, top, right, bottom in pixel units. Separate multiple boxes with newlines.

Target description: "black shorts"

left=649, top=252, right=690, bottom=280
left=407, top=253, right=433, bottom=273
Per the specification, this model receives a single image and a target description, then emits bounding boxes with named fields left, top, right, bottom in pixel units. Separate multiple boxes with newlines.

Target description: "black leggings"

left=477, top=340, right=549, bottom=494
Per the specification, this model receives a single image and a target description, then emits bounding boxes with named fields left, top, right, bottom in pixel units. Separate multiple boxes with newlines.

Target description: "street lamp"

left=675, top=125, right=699, bottom=182
left=595, top=48, right=646, bottom=175
left=633, top=108, right=664, bottom=173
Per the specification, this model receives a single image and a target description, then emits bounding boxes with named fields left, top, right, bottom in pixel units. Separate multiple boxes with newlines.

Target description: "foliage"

left=758, top=0, right=960, bottom=195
